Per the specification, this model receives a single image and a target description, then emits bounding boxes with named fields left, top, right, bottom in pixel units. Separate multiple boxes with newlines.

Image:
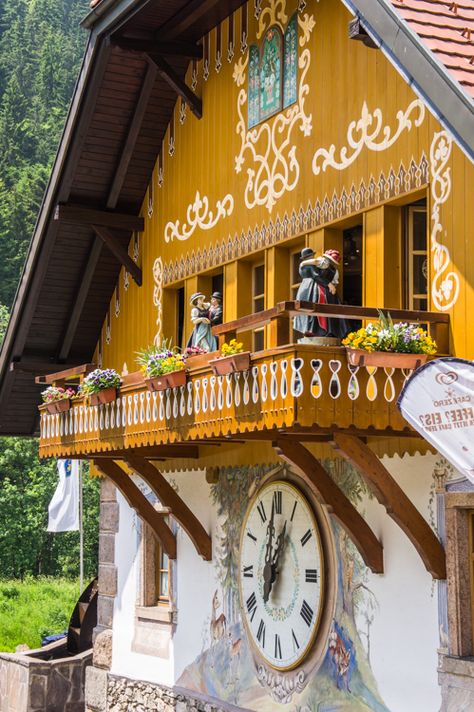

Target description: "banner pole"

left=79, top=459, right=84, bottom=593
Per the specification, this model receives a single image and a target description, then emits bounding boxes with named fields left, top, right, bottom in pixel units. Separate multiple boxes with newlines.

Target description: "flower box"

left=42, top=399, right=72, bottom=415
left=345, top=348, right=428, bottom=369
left=145, top=369, right=187, bottom=392
left=89, top=387, right=118, bottom=406
left=209, top=351, right=251, bottom=376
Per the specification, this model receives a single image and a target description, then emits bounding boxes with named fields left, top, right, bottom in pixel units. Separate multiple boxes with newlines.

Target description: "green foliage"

left=0, top=577, right=81, bottom=651
left=0, top=0, right=89, bottom=307
left=0, top=439, right=100, bottom=579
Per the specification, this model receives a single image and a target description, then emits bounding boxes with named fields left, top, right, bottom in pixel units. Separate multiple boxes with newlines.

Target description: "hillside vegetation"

left=0, top=0, right=100, bottom=590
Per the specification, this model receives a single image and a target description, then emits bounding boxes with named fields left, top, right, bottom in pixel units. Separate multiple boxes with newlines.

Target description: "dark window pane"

left=254, top=329, right=265, bottom=351
left=413, top=255, right=428, bottom=295
left=254, top=264, right=265, bottom=296
left=292, top=252, right=301, bottom=284
left=413, top=298, right=428, bottom=311
left=254, top=297, right=265, bottom=313
left=412, top=210, right=427, bottom=250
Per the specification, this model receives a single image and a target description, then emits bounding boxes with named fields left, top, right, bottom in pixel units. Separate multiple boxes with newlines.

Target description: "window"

left=342, top=226, right=363, bottom=306
left=290, top=248, right=302, bottom=299
left=405, top=204, right=428, bottom=310
left=253, top=263, right=265, bottom=351
left=248, top=13, right=298, bottom=128
left=155, top=536, right=170, bottom=604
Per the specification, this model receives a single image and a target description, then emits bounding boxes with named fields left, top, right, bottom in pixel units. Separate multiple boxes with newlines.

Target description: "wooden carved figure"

left=187, top=292, right=218, bottom=352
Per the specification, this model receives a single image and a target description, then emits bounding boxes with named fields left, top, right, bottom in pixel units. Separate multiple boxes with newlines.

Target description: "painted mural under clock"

left=1, top=0, right=474, bottom=711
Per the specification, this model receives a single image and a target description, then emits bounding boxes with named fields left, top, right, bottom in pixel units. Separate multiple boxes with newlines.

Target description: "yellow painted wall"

left=97, top=0, right=474, bottom=375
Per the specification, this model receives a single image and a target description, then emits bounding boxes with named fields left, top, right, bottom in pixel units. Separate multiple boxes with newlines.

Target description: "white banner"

left=398, top=358, right=474, bottom=482
left=47, top=459, right=80, bottom=532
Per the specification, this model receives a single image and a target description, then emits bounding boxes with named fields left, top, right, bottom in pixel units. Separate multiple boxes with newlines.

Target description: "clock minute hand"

left=271, top=520, right=287, bottom=575
left=263, top=500, right=275, bottom=603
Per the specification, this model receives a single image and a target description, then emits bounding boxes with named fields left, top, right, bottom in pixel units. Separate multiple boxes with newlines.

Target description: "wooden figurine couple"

left=187, top=292, right=223, bottom=352
left=293, top=247, right=351, bottom=339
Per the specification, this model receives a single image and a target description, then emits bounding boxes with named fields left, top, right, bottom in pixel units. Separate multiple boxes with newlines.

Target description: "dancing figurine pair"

left=187, top=292, right=223, bottom=353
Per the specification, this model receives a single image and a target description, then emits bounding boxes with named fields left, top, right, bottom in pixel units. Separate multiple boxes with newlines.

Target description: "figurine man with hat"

left=187, top=292, right=218, bottom=352
left=293, top=247, right=351, bottom=339
left=209, top=291, right=223, bottom=328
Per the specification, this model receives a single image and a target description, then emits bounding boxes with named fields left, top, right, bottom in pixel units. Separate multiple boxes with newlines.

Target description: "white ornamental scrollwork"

left=164, top=191, right=234, bottom=243
left=312, top=99, right=425, bottom=175
left=256, top=663, right=306, bottom=703
left=153, top=256, right=163, bottom=346
left=430, top=130, right=458, bottom=311
left=234, top=17, right=314, bottom=214
left=256, top=0, right=288, bottom=38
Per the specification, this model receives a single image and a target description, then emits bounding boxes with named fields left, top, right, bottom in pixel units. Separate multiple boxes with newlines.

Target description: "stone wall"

left=0, top=641, right=91, bottom=712
left=85, top=671, right=248, bottom=712
left=438, top=652, right=474, bottom=711
left=95, top=479, right=119, bottom=639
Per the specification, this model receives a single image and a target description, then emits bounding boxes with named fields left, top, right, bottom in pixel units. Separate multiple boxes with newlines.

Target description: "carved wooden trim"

left=332, top=433, right=446, bottom=579
left=126, top=456, right=212, bottom=561
left=274, top=439, right=383, bottom=574
left=94, top=459, right=176, bottom=559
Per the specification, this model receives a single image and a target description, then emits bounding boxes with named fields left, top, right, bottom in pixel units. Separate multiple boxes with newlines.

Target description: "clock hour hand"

left=263, top=500, right=275, bottom=603
left=271, top=520, right=287, bottom=579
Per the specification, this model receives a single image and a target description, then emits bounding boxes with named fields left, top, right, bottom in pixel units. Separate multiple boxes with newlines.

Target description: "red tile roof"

left=390, top=0, right=474, bottom=98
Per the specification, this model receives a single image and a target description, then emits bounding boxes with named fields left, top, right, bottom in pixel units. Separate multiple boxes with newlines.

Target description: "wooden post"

left=266, top=247, right=291, bottom=347
left=223, top=261, right=252, bottom=351
left=364, top=206, right=402, bottom=309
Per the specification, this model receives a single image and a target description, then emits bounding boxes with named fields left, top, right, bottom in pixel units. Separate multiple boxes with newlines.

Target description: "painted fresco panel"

left=283, top=13, right=298, bottom=108
left=260, top=27, right=283, bottom=121
left=110, top=453, right=441, bottom=711
left=248, top=44, right=261, bottom=128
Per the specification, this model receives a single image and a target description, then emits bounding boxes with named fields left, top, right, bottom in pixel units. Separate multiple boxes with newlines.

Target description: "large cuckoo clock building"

left=1, top=1, right=474, bottom=711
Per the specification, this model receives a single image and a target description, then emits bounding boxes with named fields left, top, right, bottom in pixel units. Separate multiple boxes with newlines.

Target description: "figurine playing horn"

left=293, top=248, right=351, bottom=339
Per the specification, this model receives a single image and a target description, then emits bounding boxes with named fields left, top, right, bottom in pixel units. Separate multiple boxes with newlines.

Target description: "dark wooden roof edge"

left=343, top=0, right=474, bottom=163
left=81, top=0, right=149, bottom=33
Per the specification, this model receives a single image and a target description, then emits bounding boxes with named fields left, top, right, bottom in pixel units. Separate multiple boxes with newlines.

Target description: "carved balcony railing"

left=37, top=303, right=449, bottom=459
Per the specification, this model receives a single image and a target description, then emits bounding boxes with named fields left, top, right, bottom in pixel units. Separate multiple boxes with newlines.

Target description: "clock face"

left=239, top=480, right=324, bottom=671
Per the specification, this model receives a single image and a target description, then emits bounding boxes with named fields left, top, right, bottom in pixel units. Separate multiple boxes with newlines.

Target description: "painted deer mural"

left=210, top=590, right=227, bottom=645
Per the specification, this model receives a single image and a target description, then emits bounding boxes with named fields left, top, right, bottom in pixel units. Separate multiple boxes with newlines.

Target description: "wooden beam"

left=35, top=363, right=95, bottom=384
left=106, top=62, right=157, bottom=209
left=58, top=237, right=103, bottom=362
left=55, top=204, right=144, bottom=232
left=274, top=439, right=384, bottom=574
left=11, top=361, right=75, bottom=376
left=157, top=0, right=222, bottom=40
left=79, top=445, right=200, bottom=460
left=332, top=433, right=446, bottom=579
left=92, top=225, right=142, bottom=286
left=148, top=55, right=202, bottom=118
left=95, top=459, right=176, bottom=559
left=113, top=37, right=203, bottom=58
left=126, top=456, right=212, bottom=561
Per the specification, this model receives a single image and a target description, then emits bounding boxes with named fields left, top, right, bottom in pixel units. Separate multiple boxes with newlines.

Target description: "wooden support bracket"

left=126, top=456, right=212, bottom=561
left=148, top=55, right=202, bottom=118
left=274, top=439, right=384, bottom=574
left=92, top=225, right=142, bottom=286
left=55, top=204, right=144, bottom=232
left=332, top=433, right=446, bottom=579
left=113, top=37, right=203, bottom=58
left=95, top=459, right=176, bottom=559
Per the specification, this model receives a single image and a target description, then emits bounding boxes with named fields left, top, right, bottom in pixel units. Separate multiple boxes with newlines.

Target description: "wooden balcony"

left=37, top=302, right=449, bottom=460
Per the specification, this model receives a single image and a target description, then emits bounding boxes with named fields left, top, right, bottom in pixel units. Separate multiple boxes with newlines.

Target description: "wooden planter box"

left=345, top=348, right=429, bottom=369
left=145, top=369, right=187, bottom=392
left=90, top=387, right=118, bottom=406
left=41, top=399, right=72, bottom=415
left=209, top=351, right=251, bottom=376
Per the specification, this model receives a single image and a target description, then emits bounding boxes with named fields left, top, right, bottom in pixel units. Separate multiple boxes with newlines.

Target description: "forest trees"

left=0, top=0, right=89, bottom=307
left=0, top=0, right=99, bottom=580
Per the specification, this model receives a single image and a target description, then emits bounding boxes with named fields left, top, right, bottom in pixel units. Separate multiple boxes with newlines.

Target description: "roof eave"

left=342, top=0, right=474, bottom=163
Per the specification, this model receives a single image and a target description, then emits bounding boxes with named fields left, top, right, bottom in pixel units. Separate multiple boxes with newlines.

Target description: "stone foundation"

left=0, top=639, right=91, bottom=712
left=85, top=670, right=249, bottom=712
left=438, top=651, right=474, bottom=711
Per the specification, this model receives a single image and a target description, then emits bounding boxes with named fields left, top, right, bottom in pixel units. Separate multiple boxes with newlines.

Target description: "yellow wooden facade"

left=39, top=0, right=474, bottom=467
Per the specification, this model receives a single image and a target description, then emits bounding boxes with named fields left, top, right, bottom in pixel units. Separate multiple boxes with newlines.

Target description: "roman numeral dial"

left=239, top=481, right=325, bottom=672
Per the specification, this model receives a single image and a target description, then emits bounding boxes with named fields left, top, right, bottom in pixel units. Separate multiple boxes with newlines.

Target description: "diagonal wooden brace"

left=332, top=433, right=446, bottom=579
left=273, top=439, right=384, bottom=574
left=95, top=458, right=176, bottom=559
left=126, top=456, right=212, bottom=561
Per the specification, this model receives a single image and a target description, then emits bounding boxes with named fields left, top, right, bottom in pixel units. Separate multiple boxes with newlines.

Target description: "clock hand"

left=271, top=520, right=287, bottom=577
left=263, top=499, right=275, bottom=603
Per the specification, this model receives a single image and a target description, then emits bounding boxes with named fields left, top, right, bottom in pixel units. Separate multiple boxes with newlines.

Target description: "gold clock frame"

left=238, top=472, right=336, bottom=674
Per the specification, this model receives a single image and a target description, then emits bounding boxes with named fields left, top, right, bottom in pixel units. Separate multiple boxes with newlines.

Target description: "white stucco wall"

left=109, top=454, right=441, bottom=712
